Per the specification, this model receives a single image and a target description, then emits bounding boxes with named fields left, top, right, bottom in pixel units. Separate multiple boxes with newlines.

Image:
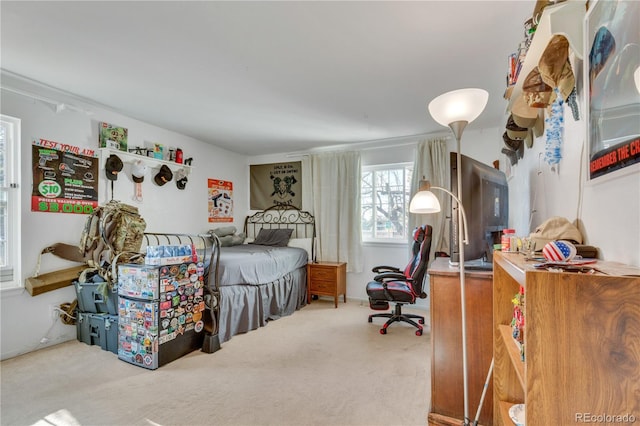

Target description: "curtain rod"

left=285, top=131, right=451, bottom=157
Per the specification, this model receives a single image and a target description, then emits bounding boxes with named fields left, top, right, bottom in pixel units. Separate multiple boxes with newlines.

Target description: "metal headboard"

left=243, top=205, right=316, bottom=259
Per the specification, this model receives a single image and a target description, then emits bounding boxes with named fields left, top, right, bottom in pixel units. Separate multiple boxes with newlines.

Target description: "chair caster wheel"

left=415, top=329, right=423, bottom=336
left=368, top=317, right=373, bottom=323
left=419, top=319, right=425, bottom=325
left=380, top=328, right=387, bottom=335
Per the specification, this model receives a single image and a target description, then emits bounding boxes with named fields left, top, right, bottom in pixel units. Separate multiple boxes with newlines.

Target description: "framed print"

left=585, top=0, right=640, bottom=180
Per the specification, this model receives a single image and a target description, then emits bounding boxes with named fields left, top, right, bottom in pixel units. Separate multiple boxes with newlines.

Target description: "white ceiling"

left=1, top=1, right=535, bottom=156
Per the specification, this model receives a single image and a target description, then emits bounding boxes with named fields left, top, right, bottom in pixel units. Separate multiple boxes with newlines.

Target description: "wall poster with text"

left=586, top=0, right=640, bottom=180
left=250, top=161, right=301, bottom=209
left=31, top=138, right=99, bottom=214
left=208, top=179, right=233, bottom=223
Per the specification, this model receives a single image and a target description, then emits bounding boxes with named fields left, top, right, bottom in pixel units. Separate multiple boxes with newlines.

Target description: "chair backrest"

left=403, top=225, right=433, bottom=296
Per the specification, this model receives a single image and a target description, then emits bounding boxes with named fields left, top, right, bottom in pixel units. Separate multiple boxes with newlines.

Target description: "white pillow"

left=287, top=238, right=313, bottom=261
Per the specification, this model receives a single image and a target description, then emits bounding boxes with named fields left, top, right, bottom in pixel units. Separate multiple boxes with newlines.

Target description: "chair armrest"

left=372, top=265, right=401, bottom=274
left=374, top=272, right=411, bottom=283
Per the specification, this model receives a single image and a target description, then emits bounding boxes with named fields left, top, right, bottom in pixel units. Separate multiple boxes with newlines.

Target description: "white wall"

left=0, top=75, right=247, bottom=360
left=506, top=102, right=640, bottom=267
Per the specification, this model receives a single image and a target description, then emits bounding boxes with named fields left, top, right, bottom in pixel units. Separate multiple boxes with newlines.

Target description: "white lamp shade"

left=428, top=88, right=489, bottom=127
left=409, top=189, right=442, bottom=214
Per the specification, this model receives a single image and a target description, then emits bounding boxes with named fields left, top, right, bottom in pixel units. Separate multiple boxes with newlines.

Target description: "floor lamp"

left=411, top=88, right=488, bottom=426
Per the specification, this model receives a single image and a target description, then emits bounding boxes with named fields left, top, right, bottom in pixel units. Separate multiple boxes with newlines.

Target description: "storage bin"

left=76, top=312, right=118, bottom=354
left=74, top=280, right=118, bottom=315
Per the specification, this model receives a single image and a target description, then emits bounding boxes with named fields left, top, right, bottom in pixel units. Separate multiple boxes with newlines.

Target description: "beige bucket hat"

left=539, top=34, right=575, bottom=103
left=523, top=67, right=552, bottom=108
left=530, top=216, right=583, bottom=251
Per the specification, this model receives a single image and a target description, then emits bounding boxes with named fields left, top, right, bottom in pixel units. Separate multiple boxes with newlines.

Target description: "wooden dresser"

left=493, top=252, right=640, bottom=426
left=307, top=261, right=347, bottom=308
left=428, top=257, right=494, bottom=426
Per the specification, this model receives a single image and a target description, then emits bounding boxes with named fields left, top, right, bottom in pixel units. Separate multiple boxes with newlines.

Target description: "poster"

left=32, top=138, right=99, bottom=214
left=208, top=179, right=233, bottom=223
left=586, top=0, right=640, bottom=180
left=250, top=161, right=301, bottom=209
left=98, top=121, right=128, bottom=152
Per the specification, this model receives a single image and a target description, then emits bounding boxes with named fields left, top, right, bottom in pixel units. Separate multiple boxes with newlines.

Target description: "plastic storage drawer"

left=74, top=280, right=118, bottom=315
left=76, top=312, right=118, bottom=354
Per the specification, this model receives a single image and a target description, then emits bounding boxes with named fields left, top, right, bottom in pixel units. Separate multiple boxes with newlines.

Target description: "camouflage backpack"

left=79, top=200, right=146, bottom=284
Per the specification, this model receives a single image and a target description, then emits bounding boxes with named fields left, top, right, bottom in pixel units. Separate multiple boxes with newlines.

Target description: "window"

left=361, top=163, right=413, bottom=242
left=1, top=115, right=21, bottom=289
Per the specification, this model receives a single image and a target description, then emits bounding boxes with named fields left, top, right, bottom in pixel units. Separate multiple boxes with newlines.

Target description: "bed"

left=212, top=205, right=315, bottom=343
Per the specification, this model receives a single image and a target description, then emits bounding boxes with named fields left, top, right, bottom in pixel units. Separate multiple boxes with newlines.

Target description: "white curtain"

left=409, top=138, right=449, bottom=261
left=310, top=151, right=363, bottom=273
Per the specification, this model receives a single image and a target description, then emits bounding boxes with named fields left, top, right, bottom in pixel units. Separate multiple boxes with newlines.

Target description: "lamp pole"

left=426, top=87, right=488, bottom=426
left=449, top=119, right=470, bottom=426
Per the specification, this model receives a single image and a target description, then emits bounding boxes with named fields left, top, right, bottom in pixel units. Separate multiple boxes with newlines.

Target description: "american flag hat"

left=542, top=240, right=577, bottom=262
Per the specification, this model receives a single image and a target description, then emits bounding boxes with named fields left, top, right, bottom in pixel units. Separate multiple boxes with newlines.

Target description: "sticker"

left=135, top=354, right=144, bottom=364
left=144, top=355, right=153, bottom=366
left=192, top=311, right=202, bottom=323
left=169, top=265, right=179, bottom=276
left=190, top=273, right=198, bottom=283
left=179, top=264, right=188, bottom=276
left=187, top=263, right=197, bottom=275
left=195, top=321, right=204, bottom=333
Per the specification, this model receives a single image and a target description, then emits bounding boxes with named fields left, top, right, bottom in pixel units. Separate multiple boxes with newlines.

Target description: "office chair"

left=366, top=224, right=432, bottom=336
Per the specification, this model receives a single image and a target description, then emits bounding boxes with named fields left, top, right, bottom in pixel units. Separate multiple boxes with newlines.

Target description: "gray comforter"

left=218, top=244, right=308, bottom=286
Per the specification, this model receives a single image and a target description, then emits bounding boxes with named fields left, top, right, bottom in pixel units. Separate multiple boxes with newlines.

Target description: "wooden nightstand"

left=307, top=261, right=347, bottom=308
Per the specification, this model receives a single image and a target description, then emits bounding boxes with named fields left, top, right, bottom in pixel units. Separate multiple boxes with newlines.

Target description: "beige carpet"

left=1, top=300, right=431, bottom=426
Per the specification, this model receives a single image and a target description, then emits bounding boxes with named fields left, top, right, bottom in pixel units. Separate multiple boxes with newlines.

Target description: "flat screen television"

left=449, top=152, right=509, bottom=268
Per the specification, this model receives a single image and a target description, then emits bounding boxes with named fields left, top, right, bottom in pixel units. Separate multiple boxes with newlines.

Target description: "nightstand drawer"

left=310, top=280, right=335, bottom=292
left=309, top=267, right=337, bottom=281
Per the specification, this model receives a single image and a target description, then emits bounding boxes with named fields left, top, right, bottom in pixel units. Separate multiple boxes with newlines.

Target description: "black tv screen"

left=449, top=152, right=509, bottom=264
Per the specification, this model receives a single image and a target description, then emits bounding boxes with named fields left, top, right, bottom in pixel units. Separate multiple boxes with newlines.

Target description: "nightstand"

left=307, top=261, right=347, bottom=308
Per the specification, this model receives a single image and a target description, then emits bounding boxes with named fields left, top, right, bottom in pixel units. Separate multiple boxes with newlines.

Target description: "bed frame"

left=244, top=205, right=316, bottom=260
left=140, top=232, right=222, bottom=353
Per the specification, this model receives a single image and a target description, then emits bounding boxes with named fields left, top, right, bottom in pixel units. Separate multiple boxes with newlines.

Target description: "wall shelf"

left=99, top=147, right=194, bottom=172
left=507, top=0, right=585, bottom=111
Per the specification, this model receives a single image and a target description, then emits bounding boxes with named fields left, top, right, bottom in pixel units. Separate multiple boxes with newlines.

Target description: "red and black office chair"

left=366, top=224, right=432, bottom=336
